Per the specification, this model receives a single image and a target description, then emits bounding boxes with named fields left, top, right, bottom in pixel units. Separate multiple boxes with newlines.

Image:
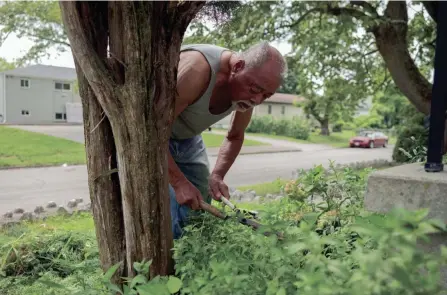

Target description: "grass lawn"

left=0, top=126, right=86, bottom=168
left=202, top=132, right=266, bottom=147
left=237, top=129, right=397, bottom=148
left=0, top=126, right=266, bottom=168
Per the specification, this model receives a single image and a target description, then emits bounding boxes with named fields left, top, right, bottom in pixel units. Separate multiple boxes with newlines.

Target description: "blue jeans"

left=169, top=135, right=211, bottom=239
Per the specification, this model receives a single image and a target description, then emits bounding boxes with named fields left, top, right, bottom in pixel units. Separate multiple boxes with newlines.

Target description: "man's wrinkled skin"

left=169, top=45, right=284, bottom=210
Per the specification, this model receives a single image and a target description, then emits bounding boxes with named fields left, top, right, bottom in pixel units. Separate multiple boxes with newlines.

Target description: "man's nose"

left=252, top=94, right=264, bottom=105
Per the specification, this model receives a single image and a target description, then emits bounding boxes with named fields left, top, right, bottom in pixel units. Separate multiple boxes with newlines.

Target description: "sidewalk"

left=207, top=145, right=301, bottom=156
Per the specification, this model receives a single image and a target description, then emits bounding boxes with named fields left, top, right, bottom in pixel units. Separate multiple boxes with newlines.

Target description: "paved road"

left=0, top=146, right=392, bottom=214
left=1, top=125, right=393, bottom=214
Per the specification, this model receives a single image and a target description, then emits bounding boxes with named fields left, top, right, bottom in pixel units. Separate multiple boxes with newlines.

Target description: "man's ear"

left=232, top=59, right=245, bottom=73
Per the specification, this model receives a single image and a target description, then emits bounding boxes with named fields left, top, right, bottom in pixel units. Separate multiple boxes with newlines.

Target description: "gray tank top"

left=170, top=44, right=236, bottom=140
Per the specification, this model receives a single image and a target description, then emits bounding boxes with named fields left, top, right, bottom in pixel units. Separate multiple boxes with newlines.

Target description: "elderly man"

left=169, top=41, right=287, bottom=238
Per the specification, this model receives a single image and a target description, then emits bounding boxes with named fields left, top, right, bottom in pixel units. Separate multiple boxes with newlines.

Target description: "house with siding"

left=212, top=92, right=306, bottom=128
left=0, top=64, right=81, bottom=124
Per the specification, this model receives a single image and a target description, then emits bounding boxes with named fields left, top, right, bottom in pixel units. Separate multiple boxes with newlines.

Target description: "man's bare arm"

left=211, top=109, right=253, bottom=180
left=169, top=52, right=210, bottom=190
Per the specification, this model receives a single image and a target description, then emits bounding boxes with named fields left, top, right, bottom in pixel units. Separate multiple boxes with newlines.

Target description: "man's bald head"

left=227, top=41, right=287, bottom=112
left=237, top=41, right=288, bottom=81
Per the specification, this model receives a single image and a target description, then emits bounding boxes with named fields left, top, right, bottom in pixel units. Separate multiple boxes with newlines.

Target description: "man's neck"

left=215, top=50, right=234, bottom=88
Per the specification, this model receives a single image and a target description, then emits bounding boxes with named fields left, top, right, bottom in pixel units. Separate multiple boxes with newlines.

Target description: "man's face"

left=229, top=59, right=282, bottom=112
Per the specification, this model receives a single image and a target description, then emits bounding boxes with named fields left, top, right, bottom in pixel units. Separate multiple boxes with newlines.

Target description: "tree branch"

left=349, top=1, right=380, bottom=18
left=26, top=33, right=70, bottom=47
left=290, top=7, right=325, bottom=28
left=325, top=4, right=370, bottom=20
left=59, top=1, right=118, bottom=117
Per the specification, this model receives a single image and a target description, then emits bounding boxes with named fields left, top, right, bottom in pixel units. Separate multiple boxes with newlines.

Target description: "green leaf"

left=130, top=274, right=148, bottom=289
left=103, top=262, right=122, bottom=282
left=166, top=276, right=183, bottom=293
left=37, top=279, right=67, bottom=289
left=105, top=283, right=124, bottom=295
left=277, top=287, right=287, bottom=295
left=136, top=283, right=170, bottom=295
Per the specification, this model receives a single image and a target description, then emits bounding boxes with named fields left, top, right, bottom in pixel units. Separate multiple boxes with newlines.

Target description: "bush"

left=3, top=165, right=447, bottom=295
left=173, top=164, right=447, bottom=295
left=332, top=124, right=342, bottom=132
left=247, top=116, right=311, bottom=140
left=392, top=105, right=428, bottom=163
left=354, top=114, right=385, bottom=129
left=0, top=227, right=102, bottom=295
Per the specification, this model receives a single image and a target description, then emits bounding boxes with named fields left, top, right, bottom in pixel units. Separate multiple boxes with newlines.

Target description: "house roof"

left=0, top=64, right=77, bottom=81
left=266, top=93, right=305, bottom=105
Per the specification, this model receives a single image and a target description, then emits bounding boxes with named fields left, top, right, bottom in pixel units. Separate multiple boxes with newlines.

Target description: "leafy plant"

left=398, top=136, right=428, bottom=163
left=102, top=260, right=183, bottom=295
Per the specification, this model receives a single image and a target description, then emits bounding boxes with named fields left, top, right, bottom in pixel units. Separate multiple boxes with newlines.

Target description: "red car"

left=349, top=131, right=388, bottom=148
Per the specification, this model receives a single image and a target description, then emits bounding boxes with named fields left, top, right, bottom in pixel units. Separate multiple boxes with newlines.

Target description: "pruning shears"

left=199, top=197, right=284, bottom=240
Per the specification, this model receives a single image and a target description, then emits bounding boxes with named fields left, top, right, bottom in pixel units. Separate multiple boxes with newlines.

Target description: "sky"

left=0, top=31, right=292, bottom=69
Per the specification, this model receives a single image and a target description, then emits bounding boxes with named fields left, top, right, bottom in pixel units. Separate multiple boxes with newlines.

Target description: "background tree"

left=185, top=0, right=437, bottom=119
left=0, top=1, right=68, bottom=65
left=0, top=57, right=15, bottom=71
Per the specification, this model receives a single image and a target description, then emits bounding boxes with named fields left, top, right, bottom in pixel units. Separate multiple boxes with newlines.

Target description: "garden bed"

left=1, top=164, right=446, bottom=294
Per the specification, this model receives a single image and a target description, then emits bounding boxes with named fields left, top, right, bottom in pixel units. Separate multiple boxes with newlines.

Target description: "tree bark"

left=72, top=2, right=126, bottom=283
left=59, top=0, right=206, bottom=279
left=371, top=1, right=432, bottom=115
left=320, top=118, right=330, bottom=136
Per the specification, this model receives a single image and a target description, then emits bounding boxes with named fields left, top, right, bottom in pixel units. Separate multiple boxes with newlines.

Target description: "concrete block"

left=365, top=162, right=447, bottom=221
left=364, top=162, right=447, bottom=288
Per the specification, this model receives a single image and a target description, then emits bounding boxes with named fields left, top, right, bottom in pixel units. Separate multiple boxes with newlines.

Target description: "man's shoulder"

left=179, top=51, right=210, bottom=78
left=181, top=43, right=229, bottom=52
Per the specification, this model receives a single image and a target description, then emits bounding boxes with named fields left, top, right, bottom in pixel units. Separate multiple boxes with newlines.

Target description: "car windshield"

left=358, top=131, right=374, bottom=138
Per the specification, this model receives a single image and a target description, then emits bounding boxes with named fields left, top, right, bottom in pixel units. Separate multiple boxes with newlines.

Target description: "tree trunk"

left=78, top=64, right=126, bottom=281
left=73, top=2, right=126, bottom=282
left=371, top=1, right=432, bottom=115
left=59, top=1, right=205, bottom=279
left=320, top=118, right=330, bottom=136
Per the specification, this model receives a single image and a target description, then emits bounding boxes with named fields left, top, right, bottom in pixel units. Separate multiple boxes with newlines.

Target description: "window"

left=281, top=105, right=285, bottom=115
left=55, top=82, right=71, bottom=91
left=54, top=113, right=67, bottom=120
left=20, top=79, right=30, bottom=88
left=268, top=105, right=272, bottom=114
left=21, top=110, right=30, bottom=116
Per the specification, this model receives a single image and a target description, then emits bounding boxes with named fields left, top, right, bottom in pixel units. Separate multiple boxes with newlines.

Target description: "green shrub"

left=354, top=114, right=385, bottom=129
left=247, top=116, right=310, bottom=140
left=0, top=227, right=102, bottom=295
left=3, top=164, right=447, bottom=295
left=173, top=164, right=447, bottom=295
left=332, top=122, right=343, bottom=132
left=392, top=105, right=428, bottom=163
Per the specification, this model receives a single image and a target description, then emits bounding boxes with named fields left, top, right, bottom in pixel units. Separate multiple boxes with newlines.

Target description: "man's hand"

left=173, top=179, right=203, bottom=210
left=208, top=173, right=230, bottom=201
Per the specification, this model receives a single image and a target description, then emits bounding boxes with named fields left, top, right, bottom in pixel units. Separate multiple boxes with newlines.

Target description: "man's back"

left=170, top=44, right=236, bottom=140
